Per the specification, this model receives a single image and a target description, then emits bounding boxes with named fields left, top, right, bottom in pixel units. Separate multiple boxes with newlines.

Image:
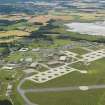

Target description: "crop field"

left=28, top=15, right=74, bottom=24
left=49, top=11, right=105, bottom=21
left=0, top=14, right=30, bottom=21
left=0, top=30, right=29, bottom=37
left=70, top=12, right=105, bottom=21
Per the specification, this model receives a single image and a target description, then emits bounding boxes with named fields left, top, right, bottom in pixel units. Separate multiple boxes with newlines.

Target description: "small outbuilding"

left=59, top=56, right=67, bottom=61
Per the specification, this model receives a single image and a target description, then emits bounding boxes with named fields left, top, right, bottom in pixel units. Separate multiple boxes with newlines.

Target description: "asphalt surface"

left=17, top=78, right=105, bottom=105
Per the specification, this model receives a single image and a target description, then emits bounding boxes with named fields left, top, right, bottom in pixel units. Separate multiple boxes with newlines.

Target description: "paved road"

left=17, top=78, right=105, bottom=105
left=88, top=85, right=105, bottom=90
left=25, top=86, right=79, bottom=93
left=17, top=79, right=38, bottom=105
left=17, top=55, right=105, bottom=105
left=24, top=84, right=105, bottom=93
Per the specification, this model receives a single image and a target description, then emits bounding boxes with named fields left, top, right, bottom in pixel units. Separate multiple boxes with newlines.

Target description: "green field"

left=70, top=47, right=89, bottom=55
left=26, top=89, right=105, bottom=105
left=28, top=39, right=71, bottom=49
left=0, top=69, right=25, bottom=105
left=5, top=50, right=41, bottom=62
left=21, top=58, right=105, bottom=89
left=20, top=58, right=105, bottom=105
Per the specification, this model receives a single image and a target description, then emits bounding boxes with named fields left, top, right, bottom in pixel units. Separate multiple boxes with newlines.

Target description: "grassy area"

left=0, top=68, right=25, bottom=105
left=11, top=80, right=25, bottom=105
left=21, top=58, right=105, bottom=105
left=21, top=58, right=105, bottom=89
left=5, top=50, right=41, bottom=62
left=70, top=47, right=89, bottom=55
left=49, top=39, right=71, bottom=48
left=65, top=31, right=105, bottom=42
left=0, top=47, right=8, bottom=54
left=26, top=89, right=105, bottom=105
left=5, top=52, right=24, bottom=62
left=28, top=39, right=71, bottom=49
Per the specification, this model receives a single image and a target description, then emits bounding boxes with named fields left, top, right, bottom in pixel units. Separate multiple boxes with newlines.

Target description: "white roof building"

left=2, top=66, right=13, bottom=70
left=30, top=62, right=38, bottom=67
left=32, top=48, right=40, bottom=52
left=59, top=56, right=67, bottom=61
left=7, top=84, right=12, bottom=90
left=25, top=58, right=33, bottom=62
left=19, top=48, right=28, bottom=52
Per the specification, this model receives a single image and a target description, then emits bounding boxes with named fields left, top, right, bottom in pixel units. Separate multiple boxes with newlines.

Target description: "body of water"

left=66, top=22, right=105, bottom=36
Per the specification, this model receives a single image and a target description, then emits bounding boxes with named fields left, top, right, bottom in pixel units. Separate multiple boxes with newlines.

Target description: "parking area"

left=27, top=66, right=79, bottom=83
left=27, top=49, right=105, bottom=83
left=82, top=49, right=105, bottom=62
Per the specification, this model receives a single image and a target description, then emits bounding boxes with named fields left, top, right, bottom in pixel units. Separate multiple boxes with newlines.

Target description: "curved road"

left=17, top=79, right=38, bottom=105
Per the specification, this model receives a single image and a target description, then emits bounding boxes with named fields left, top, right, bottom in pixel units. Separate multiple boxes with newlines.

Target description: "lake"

left=66, top=22, right=105, bottom=36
